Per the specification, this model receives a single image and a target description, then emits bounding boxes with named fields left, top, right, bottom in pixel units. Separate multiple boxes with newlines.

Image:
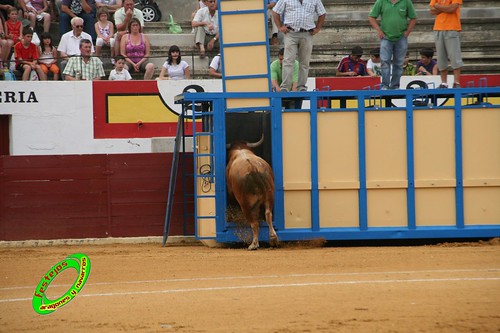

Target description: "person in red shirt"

left=14, top=26, right=46, bottom=80
left=2, top=7, right=20, bottom=66
left=336, top=45, right=367, bottom=77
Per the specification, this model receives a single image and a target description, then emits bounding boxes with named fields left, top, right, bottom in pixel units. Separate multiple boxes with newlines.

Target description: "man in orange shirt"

left=430, top=0, right=463, bottom=88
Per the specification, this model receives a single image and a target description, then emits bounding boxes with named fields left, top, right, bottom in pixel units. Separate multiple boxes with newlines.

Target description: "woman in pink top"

left=120, top=18, right=154, bottom=80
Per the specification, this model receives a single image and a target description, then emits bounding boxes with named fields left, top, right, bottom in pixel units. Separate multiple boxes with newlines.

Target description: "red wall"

left=0, top=153, right=194, bottom=241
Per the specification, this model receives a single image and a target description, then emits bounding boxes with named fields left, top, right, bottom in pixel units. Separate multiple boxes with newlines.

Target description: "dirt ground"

left=0, top=239, right=499, bottom=333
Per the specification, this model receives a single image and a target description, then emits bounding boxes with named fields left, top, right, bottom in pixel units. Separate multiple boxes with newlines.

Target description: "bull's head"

left=226, top=134, right=264, bottom=149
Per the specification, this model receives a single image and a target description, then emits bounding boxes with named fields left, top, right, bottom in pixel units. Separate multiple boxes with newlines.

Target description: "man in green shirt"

left=271, top=48, right=299, bottom=92
left=368, top=0, right=417, bottom=90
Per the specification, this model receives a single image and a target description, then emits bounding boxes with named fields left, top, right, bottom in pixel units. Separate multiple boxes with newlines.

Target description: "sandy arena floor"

left=0, top=239, right=499, bottom=332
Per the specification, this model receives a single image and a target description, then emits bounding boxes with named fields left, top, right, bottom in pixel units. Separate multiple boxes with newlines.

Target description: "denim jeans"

left=380, top=36, right=408, bottom=89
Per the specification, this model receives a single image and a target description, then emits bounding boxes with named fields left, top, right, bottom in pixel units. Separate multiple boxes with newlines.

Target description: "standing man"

left=368, top=0, right=417, bottom=90
left=113, top=0, right=144, bottom=58
left=430, top=0, right=463, bottom=88
left=63, top=38, right=105, bottom=80
left=272, top=0, right=326, bottom=92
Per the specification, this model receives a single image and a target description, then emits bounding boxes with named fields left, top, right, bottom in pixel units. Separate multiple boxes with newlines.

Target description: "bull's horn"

left=226, top=143, right=231, bottom=149
left=246, top=134, right=265, bottom=148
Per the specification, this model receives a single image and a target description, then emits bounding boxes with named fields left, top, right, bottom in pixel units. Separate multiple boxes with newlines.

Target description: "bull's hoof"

left=247, top=242, right=259, bottom=250
left=269, top=236, right=279, bottom=248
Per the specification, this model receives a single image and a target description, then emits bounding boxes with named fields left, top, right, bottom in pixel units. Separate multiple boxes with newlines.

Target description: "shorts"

left=434, top=30, right=464, bottom=70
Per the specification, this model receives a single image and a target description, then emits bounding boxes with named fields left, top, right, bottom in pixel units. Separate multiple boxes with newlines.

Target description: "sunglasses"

left=207, top=0, right=216, bottom=3
left=75, top=25, right=83, bottom=28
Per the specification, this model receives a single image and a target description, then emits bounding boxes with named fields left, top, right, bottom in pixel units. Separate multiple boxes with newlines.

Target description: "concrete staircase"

left=42, top=0, right=500, bottom=80
left=140, top=0, right=500, bottom=79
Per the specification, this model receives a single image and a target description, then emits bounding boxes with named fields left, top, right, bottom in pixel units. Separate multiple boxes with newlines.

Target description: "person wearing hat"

left=336, top=45, right=367, bottom=77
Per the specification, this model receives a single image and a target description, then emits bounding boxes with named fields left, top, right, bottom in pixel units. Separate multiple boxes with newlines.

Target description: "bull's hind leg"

left=265, top=205, right=278, bottom=247
left=248, top=221, right=260, bottom=250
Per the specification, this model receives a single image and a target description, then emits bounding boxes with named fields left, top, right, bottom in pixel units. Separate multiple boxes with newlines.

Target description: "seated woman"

left=156, top=45, right=190, bottom=80
left=24, top=0, right=52, bottom=33
left=120, top=17, right=154, bottom=80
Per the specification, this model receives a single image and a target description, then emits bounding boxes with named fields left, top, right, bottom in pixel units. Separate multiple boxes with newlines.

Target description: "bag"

left=29, top=70, right=39, bottom=81
left=168, top=14, right=182, bottom=34
left=3, top=69, right=16, bottom=81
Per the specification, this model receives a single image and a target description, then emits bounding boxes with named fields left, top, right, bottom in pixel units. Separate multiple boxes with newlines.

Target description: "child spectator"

left=336, top=45, right=367, bottom=77
left=24, top=0, right=52, bottom=33
left=95, top=7, right=114, bottom=63
left=156, top=45, right=190, bottom=80
left=403, top=52, right=416, bottom=76
left=38, top=31, right=59, bottom=80
left=4, top=7, right=22, bottom=56
left=366, top=47, right=381, bottom=77
left=108, top=55, right=131, bottom=80
left=14, top=26, right=46, bottom=80
left=416, top=47, right=438, bottom=76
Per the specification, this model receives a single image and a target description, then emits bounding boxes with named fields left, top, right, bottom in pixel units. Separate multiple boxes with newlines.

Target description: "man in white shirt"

left=58, top=16, right=95, bottom=78
left=192, top=0, right=218, bottom=58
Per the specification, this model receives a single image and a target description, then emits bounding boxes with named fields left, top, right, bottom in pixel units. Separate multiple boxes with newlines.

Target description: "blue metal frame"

left=177, top=87, right=500, bottom=243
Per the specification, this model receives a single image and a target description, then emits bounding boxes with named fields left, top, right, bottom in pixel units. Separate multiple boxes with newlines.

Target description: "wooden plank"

left=0, top=153, right=195, bottom=241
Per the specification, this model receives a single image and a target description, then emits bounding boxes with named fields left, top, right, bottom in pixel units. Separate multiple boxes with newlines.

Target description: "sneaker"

left=453, top=83, right=460, bottom=88
left=438, top=83, right=448, bottom=89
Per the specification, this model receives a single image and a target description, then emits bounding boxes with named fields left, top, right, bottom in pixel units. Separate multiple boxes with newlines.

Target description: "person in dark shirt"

left=336, top=45, right=367, bottom=77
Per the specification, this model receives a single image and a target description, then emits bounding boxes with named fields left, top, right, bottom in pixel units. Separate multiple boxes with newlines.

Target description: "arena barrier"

left=176, top=87, right=500, bottom=245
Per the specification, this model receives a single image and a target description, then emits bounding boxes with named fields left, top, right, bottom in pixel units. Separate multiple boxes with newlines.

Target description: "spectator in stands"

left=267, top=0, right=278, bottom=45
left=58, top=16, right=94, bottom=76
left=0, top=0, right=28, bottom=21
left=416, top=47, right=438, bottom=76
left=95, top=0, right=121, bottom=15
left=191, top=0, right=207, bottom=28
left=403, top=51, right=416, bottom=75
left=24, top=0, right=51, bottom=33
left=157, top=45, right=190, bottom=80
left=430, top=0, right=463, bottom=88
left=192, top=0, right=218, bottom=59
left=60, top=0, right=96, bottom=41
left=94, top=6, right=114, bottom=62
left=108, top=54, right=131, bottom=80
left=113, top=0, right=143, bottom=60
left=366, top=47, right=381, bottom=77
left=368, top=0, right=417, bottom=90
left=272, top=0, right=326, bottom=92
left=208, top=52, right=221, bottom=78
left=63, top=38, right=104, bottom=79
left=4, top=6, right=21, bottom=41
left=120, top=17, right=153, bottom=80
left=271, top=47, right=298, bottom=91
left=0, top=15, right=8, bottom=69
left=1, top=7, right=20, bottom=67
left=14, top=26, right=46, bottom=80
left=336, top=45, right=367, bottom=77
left=38, top=31, right=59, bottom=79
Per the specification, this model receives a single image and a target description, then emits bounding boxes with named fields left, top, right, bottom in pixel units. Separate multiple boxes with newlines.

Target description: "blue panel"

left=178, top=87, right=500, bottom=243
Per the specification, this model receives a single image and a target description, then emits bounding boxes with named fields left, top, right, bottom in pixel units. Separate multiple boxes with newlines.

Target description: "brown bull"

left=226, top=136, right=278, bottom=250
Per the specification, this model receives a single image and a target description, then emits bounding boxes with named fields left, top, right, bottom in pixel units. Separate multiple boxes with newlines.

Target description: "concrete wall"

left=157, top=0, right=193, bottom=23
